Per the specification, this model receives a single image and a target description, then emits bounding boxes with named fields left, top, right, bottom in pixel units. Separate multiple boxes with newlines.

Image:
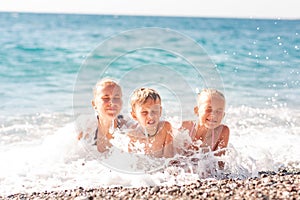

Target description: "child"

left=181, top=89, right=230, bottom=169
left=78, top=78, right=126, bottom=153
left=128, top=87, right=174, bottom=158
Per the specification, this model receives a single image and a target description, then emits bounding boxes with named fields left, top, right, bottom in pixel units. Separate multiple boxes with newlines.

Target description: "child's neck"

left=97, top=117, right=115, bottom=134
left=196, top=124, right=217, bottom=148
left=196, top=123, right=217, bottom=137
left=140, top=124, right=159, bottom=137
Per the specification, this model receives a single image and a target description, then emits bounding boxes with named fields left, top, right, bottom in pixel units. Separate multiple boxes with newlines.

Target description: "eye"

left=205, top=108, right=213, bottom=113
left=215, top=109, right=224, bottom=114
left=141, top=111, right=148, bottom=115
left=152, top=110, right=160, bottom=115
left=101, top=96, right=110, bottom=102
left=112, top=97, right=121, bottom=102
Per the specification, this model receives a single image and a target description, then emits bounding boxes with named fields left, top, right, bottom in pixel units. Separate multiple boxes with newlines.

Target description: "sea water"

left=0, top=12, right=299, bottom=195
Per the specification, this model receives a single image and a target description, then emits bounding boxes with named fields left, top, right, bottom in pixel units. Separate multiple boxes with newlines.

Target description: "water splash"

left=1, top=106, right=299, bottom=195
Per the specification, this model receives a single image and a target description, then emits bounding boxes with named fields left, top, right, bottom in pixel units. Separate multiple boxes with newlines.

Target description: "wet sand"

left=3, top=168, right=299, bottom=200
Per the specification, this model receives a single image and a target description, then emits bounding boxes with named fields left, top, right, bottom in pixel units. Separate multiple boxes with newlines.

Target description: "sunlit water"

left=0, top=13, right=299, bottom=195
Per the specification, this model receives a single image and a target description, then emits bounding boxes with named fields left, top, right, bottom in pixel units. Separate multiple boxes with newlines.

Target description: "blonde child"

left=181, top=89, right=230, bottom=169
left=128, top=87, right=174, bottom=158
left=78, top=78, right=126, bottom=153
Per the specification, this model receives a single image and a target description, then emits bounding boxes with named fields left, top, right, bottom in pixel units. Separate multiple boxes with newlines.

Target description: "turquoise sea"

left=0, top=12, right=299, bottom=194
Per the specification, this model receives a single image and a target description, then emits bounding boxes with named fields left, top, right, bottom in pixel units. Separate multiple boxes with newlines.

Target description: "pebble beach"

left=3, top=168, right=299, bottom=200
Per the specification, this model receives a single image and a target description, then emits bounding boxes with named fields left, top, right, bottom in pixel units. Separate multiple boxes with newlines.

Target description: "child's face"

left=132, top=98, right=162, bottom=130
left=196, top=94, right=225, bottom=129
left=92, top=84, right=122, bottom=120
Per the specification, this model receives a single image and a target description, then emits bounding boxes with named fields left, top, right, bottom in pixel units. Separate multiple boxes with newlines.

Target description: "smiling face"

left=92, top=82, right=122, bottom=121
left=131, top=98, right=162, bottom=132
left=130, top=88, right=163, bottom=134
left=196, top=92, right=225, bottom=129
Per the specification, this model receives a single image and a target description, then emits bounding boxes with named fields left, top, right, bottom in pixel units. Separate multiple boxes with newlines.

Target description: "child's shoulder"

left=158, top=121, right=172, bottom=133
left=217, top=124, right=230, bottom=136
left=159, top=120, right=172, bottom=128
left=182, top=120, right=195, bottom=127
left=180, top=120, right=196, bottom=131
left=158, top=121, right=173, bottom=142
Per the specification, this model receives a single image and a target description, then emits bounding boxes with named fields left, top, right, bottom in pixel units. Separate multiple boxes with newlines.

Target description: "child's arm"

left=214, top=125, right=230, bottom=156
left=127, top=132, right=136, bottom=153
left=179, top=120, right=196, bottom=151
left=162, top=122, right=174, bottom=158
left=77, top=131, right=91, bottom=140
left=180, top=121, right=194, bottom=135
left=214, top=125, right=230, bottom=169
left=77, top=131, right=84, bottom=140
left=96, top=132, right=113, bottom=153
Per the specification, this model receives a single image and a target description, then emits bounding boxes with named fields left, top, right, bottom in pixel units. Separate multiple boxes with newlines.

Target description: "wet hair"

left=197, top=88, right=225, bottom=103
left=130, top=87, right=161, bottom=110
left=93, top=78, right=122, bottom=98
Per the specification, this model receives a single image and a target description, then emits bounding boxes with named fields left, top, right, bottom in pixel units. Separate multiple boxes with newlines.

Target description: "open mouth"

left=206, top=118, right=217, bottom=124
left=147, top=120, right=156, bottom=125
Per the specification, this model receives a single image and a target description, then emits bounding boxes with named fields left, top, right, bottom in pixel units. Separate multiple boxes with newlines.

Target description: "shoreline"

left=3, top=168, right=299, bottom=200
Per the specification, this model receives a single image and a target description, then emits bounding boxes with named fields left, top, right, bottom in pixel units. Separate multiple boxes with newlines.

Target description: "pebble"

left=2, top=168, right=300, bottom=200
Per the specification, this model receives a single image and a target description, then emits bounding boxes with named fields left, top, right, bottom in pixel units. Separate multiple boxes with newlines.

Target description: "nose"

left=144, top=111, right=153, bottom=119
left=110, top=97, right=121, bottom=105
left=212, top=110, right=222, bottom=115
left=208, top=111, right=218, bottom=118
left=147, top=113, right=154, bottom=119
left=109, top=98, right=116, bottom=105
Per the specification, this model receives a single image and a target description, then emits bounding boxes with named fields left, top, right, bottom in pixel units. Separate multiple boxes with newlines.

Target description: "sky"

left=0, top=0, right=299, bottom=19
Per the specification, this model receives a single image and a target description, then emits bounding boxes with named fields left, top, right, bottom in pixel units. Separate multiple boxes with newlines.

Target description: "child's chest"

left=194, top=129, right=220, bottom=151
left=142, top=133, right=166, bottom=152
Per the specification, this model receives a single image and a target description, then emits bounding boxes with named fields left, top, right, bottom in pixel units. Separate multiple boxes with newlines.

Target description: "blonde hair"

left=130, top=88, right=161, bottom=110
left=93, top=78, right=122, bottom=98
left=197, top=88, right=225, bottom=103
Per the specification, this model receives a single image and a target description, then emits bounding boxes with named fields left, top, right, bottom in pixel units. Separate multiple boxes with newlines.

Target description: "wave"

left=0, top=106, right=299, bottom=194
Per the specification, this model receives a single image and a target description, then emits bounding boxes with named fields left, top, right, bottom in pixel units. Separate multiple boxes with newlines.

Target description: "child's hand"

left=188, top=144, right=200, bottom=151
left=77, top=132, right=83, bottom=140
left=77, top=132, right=89, bottom=140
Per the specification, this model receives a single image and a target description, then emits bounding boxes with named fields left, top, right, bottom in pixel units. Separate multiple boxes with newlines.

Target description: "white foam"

left=0, top=106, right=299, bottom=195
